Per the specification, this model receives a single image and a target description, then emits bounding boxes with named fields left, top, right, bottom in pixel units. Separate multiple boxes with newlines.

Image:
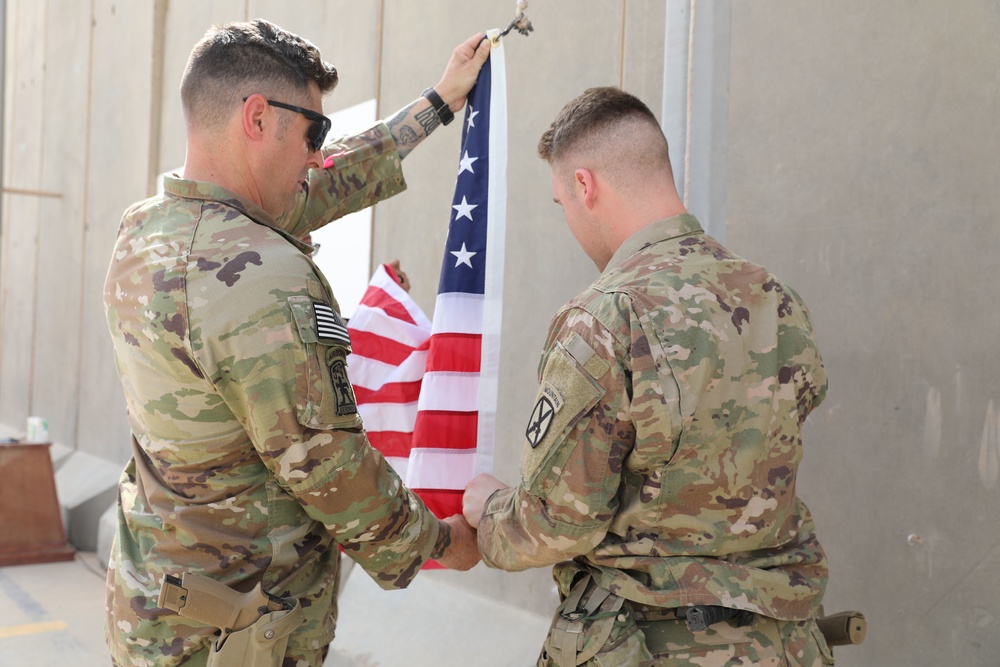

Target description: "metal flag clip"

left=492, top=1, right=534, bottom=46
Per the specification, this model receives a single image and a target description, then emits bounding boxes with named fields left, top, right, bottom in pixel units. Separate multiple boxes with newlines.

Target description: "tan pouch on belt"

left=207, top=599, right=305, bottom=667
left=541, top=574, right=652, bottom=667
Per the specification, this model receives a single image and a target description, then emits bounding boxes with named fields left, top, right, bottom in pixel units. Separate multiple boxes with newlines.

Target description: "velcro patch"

left=541, top=382, right=564, bottom=413
left=314, top=302, right=350, bottom=347
left=520, top=341, right=607, bottom=492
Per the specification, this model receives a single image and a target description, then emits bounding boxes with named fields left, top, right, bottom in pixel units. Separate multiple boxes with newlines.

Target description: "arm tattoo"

left=430, top=521, right=452, bottom=560
left=396, top=126, right=419, bottom=146
left=415, top=105, right=441, bottom=136
left=386, top=101, right=416, bottom=133
left=386, top=99, right=443, bottom=159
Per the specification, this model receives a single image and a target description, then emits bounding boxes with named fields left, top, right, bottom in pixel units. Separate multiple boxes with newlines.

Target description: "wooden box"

left=0, top=442, right=75, bottom=566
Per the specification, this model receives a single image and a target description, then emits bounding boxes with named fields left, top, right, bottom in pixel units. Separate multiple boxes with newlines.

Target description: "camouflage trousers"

left=537, top=614, right=834, bottom=666
left=635, top=615, right=834, bottom=666
left=111, top=644, right=328, bottom=667
left=535, top=575, right=834, bottom=667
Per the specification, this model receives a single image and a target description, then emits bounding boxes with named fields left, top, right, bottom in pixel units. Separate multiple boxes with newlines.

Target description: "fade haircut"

left=538, top=87, right=672, bottom=192
left=180, top=19, right=339, bottom=132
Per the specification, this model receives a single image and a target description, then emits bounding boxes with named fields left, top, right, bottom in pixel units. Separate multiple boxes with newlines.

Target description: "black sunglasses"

left=244, top=97, right=331, bottom=151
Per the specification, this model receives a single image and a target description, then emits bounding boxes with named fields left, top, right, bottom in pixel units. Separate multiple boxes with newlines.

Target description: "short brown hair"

left=180, top=19, right=339, bottom=132
left=538, top=87, right=669, bottom=164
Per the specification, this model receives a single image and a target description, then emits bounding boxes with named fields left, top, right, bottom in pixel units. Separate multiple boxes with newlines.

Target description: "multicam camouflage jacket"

left=478, top=213, right=830, bottom=621
left=103, top=123, right=443, bottom=666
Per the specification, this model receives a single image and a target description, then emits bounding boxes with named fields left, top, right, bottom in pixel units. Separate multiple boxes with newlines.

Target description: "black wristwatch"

left=421, top=87, right=455, bottom=126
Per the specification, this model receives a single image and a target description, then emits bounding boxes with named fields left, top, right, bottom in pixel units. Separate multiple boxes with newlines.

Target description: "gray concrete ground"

left=0, top=553, right=110, bottom=666
left=0, top=428, right=548, bottom=667
left=0, top=553, right=548, bottom=667
left=328, top=564, right=547, bottom=666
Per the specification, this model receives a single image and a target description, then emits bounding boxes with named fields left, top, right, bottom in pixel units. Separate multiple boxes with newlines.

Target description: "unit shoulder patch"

left=328, top=350, right=358, bottom=417
left=526, top=395, right=556, bottom=448
left=541, top=382, right=564, bottom=413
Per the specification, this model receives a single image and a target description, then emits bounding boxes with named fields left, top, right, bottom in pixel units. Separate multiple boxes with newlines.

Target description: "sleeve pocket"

left=520, top=341, right=605, bottom=494
left=287, top=295, right=363, bottom=430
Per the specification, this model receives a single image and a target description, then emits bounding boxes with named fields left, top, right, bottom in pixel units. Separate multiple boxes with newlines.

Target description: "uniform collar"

left=163, top=174, right=314, bottom=254
left=602, top=213, right=704, bottom=276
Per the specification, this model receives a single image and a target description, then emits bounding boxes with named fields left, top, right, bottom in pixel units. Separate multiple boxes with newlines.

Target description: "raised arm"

left=386, top=32, right=491, bottom=159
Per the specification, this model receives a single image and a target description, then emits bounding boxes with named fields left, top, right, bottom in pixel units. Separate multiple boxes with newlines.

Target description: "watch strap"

left=421, top=87, right=455, bottom=126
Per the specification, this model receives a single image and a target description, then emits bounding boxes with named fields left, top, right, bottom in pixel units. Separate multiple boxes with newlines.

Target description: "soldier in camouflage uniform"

left=464, top=88, right=835, bottom=666
left=103, top=20, right=488, bottom=667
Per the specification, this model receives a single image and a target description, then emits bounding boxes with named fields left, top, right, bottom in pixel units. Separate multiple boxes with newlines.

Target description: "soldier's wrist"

left=421, top=87, right=454, bottom=126
left=430, top=520, right=452, bottom=561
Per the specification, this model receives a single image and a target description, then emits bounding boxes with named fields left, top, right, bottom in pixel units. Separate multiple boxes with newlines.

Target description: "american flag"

left=348, top=34, right=507, bottom=523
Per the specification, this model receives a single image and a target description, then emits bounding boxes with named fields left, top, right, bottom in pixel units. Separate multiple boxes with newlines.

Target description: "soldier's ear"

left=574, top=168, right=597, bottom=209
left=241, top=94, right=269, bottom=143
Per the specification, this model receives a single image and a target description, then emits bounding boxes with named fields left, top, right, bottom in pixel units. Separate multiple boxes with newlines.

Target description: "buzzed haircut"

left=180, top=19, right=339, bottom=132
left=537, top=87, right=673, bottom=190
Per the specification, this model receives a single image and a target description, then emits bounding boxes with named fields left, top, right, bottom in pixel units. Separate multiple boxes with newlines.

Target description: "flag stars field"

left=453, top=196, right=478, bottom=221
left=458, top=151, right=478, bottom=174
left=451, top=243, right=477, bottom=268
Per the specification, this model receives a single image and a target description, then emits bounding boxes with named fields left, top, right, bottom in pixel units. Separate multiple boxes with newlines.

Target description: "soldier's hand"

left=388, top=259, right=411, bottom=292
left=435, top=514, right=480, bottom=571
left=463, top=473, right=508, bottom=527
left=434, top=33, right=491, bottom=113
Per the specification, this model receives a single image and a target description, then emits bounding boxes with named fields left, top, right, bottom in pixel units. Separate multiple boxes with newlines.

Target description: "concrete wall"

left=1, top=1, right=997, bottom=666
left=724, top=2, right=1000, bottom=665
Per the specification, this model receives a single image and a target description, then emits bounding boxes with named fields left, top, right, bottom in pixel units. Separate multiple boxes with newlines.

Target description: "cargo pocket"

left=521, top=334, right=609, bottom=493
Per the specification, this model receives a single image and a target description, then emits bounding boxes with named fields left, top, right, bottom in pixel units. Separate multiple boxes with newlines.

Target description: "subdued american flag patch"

left=314, top=302, right=351, bottom=347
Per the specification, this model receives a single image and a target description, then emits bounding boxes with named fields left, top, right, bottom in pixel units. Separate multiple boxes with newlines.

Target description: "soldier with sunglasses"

left=103, top=19, right=488, bottom=667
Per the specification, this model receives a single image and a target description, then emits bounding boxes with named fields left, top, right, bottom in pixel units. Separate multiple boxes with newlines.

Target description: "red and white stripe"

left=347, top=266, right=487, bottom=517
left=347, top=264, right=431, bottom=481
